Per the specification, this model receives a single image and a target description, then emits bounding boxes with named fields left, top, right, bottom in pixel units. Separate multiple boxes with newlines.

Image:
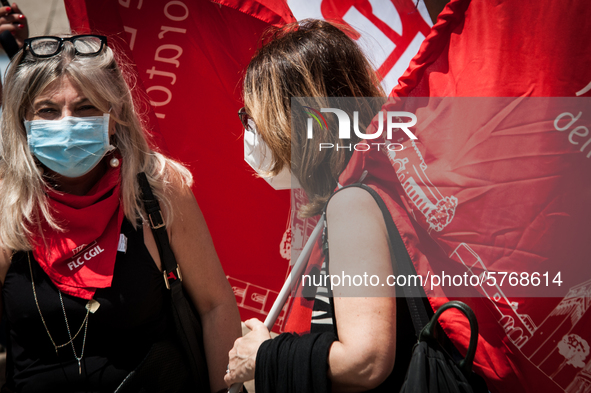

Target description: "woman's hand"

left=224, top=318, right=271, bottom=386
left=0, top=3, right=29, bottom=48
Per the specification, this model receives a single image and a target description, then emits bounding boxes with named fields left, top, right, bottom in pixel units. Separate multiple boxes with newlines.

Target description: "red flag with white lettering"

left=361, top=0, right=591, bottom=391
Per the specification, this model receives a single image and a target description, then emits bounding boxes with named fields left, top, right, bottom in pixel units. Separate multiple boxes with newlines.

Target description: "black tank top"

left=2, top=219, right=169, bottom=393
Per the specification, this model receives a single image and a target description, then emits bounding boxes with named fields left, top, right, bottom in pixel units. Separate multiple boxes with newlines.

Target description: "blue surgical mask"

left=25, top=114, right=115, bottom=178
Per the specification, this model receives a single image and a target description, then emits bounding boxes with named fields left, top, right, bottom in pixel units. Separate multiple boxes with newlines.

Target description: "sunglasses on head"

left=23, top=35, right=108, bottom=58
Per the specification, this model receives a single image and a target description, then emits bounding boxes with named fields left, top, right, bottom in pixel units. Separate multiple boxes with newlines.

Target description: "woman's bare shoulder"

left=326, top=186, right=385, bottom=226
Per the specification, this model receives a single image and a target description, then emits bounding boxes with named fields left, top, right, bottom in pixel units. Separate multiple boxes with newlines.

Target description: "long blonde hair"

left=0, top=37, right=192, bottom=251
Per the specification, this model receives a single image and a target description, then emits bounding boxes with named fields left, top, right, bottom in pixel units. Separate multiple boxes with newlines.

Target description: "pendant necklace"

left=28, top=252, right=100, bottom=374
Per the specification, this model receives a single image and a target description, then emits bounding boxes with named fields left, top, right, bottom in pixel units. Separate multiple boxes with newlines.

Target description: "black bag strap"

left=323, top=183, right=431, bottom=337
left=137, top=172, right=182, bottom=289
left=137, top=172, right=210, bottom=390
left=419, top=300, right=479, bottom=376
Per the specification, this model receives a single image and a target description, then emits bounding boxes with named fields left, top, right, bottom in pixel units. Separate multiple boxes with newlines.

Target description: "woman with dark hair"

left=225, top=20, right=417, bottom=392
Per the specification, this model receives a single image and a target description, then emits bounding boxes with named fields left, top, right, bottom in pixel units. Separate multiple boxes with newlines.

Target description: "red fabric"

left=376, top=1, right=591, bottom=392
left=31, top=165, right=124, bottom=300
left=313, top=0, right=431, bottom=86
left=64, top=0, right=296, bottom=327
left=214, top=0, right=295, bottom=27
left=392, top=0, right=591, bottom=98
left=282, top=241, right=323, bottom=334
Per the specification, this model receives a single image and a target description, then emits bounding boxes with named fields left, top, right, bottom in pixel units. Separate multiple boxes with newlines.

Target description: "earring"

left=109, top=157, right=120, bottom=168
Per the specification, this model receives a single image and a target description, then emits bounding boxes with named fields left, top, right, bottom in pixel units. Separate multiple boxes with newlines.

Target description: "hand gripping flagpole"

left=228, top=216, right=325, bottom=393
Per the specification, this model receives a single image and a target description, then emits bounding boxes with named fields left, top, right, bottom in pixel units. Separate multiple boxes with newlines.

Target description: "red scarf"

left=31, top=165, right=125, bottom=300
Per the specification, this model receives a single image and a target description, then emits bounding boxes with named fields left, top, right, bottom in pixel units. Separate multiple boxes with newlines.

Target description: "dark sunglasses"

left=238, top=107, right=256, bottom=132
left=23, top=35, right=108, bottom=58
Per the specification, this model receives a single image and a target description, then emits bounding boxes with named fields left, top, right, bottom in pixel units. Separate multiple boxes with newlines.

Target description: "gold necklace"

left=27, top=252, right=100, bottom=374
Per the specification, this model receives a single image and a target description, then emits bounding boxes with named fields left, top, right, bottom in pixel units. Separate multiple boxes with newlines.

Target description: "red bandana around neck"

left=31, top=164, right=125, bottom=300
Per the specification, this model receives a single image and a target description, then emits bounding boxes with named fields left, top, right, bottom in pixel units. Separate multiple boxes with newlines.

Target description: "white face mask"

left=243, top=121, right=301, bottom=190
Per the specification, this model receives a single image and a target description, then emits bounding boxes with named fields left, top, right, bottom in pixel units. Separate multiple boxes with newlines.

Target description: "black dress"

left=2, top=219, right=169, bottom=393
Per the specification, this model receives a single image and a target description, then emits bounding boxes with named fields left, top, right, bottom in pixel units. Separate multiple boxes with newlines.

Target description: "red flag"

left=288, top=0, right=432, bottom=93
left=373, top=0, right=591, bottom=391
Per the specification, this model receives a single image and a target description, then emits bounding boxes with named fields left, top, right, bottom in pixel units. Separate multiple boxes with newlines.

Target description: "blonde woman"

left=225, top=20, right=418, bottom=393
left=0, top=35, right=240, bottom=392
